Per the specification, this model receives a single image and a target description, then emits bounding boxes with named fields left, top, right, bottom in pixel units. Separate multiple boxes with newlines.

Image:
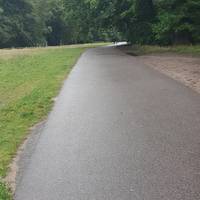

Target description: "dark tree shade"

left=135, top=0, right=155, bottom=21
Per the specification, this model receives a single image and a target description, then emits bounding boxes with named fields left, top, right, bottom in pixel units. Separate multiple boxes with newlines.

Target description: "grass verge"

left=0, top=43, right=108, bottom=199
left=0, top=182, right=11, bottom=200
left=121, top=45, right=200, bottom=56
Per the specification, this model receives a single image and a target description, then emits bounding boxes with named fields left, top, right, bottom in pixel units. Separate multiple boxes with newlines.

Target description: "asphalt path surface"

left=15, top=46, right=200, bottom=200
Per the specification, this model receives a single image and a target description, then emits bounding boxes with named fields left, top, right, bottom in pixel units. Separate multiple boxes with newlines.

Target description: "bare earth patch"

left=137, top=54, right=200, bottom=94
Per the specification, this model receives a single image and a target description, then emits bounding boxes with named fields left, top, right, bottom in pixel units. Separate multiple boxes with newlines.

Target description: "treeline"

left=0, top=0, right=199, bottom=48
left=98, top=0, right=200, bottom=45
left=0, top=0, right=118, bottom=48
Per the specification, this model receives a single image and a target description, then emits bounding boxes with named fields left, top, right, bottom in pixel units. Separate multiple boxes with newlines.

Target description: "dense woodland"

left=0, top=0, right=199, bottom=48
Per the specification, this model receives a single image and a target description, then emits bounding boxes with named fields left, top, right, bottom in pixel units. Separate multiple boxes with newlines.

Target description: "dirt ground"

left=137, top=54, right=200, bottom=94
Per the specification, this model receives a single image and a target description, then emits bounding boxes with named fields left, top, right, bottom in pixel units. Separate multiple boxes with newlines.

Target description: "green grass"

left=0, top=182, right=11, bottom=200
left=124, top=45, right=200, bottom=56
left=0, top=43, right=108, bottom=199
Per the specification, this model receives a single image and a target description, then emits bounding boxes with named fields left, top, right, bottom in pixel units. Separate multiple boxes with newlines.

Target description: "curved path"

left=15, top=46, right=200, bottom=200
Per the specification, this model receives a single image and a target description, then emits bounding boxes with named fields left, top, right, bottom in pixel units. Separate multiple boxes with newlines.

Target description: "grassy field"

left=0, top=43, right=108, bottom=199
left=122, top=45, right=200, bottom=56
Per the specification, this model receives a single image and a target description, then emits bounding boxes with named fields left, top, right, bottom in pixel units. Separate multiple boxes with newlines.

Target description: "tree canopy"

left=0, top=0, right=199, bottom=48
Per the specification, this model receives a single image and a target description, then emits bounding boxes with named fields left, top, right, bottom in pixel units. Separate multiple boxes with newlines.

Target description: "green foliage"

left=153, top=0, right=200, bottom=45
left=0, top=0, right=46, bottom=47
left=152, top=13, right=177, bottom=45
left=46, top=0, right=70, bottom=45
left=131, top=0, right=155, bottom=44
left=0, top=0, right=199, bottom=48
left=135, top=0, right=155, bottom=21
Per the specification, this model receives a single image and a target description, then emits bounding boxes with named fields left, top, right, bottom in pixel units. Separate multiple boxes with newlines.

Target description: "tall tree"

left=153, top=0, right=200, bottom=45
left=0, top=0, right=47, bottom=47
left=46, top=0, right=71, bottom=45
left=130, top=0, right=155, bottom=44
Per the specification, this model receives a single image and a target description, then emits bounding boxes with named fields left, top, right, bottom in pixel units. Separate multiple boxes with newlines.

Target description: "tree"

left=0, top=0, right=47, bottom=47
left=135, top=0, right=155, bottom=21
left=46, top=0, right=71, bottom=45
left=153, top=0, right=200, bottom=45
left=131, top=0, right=155, bottom=44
